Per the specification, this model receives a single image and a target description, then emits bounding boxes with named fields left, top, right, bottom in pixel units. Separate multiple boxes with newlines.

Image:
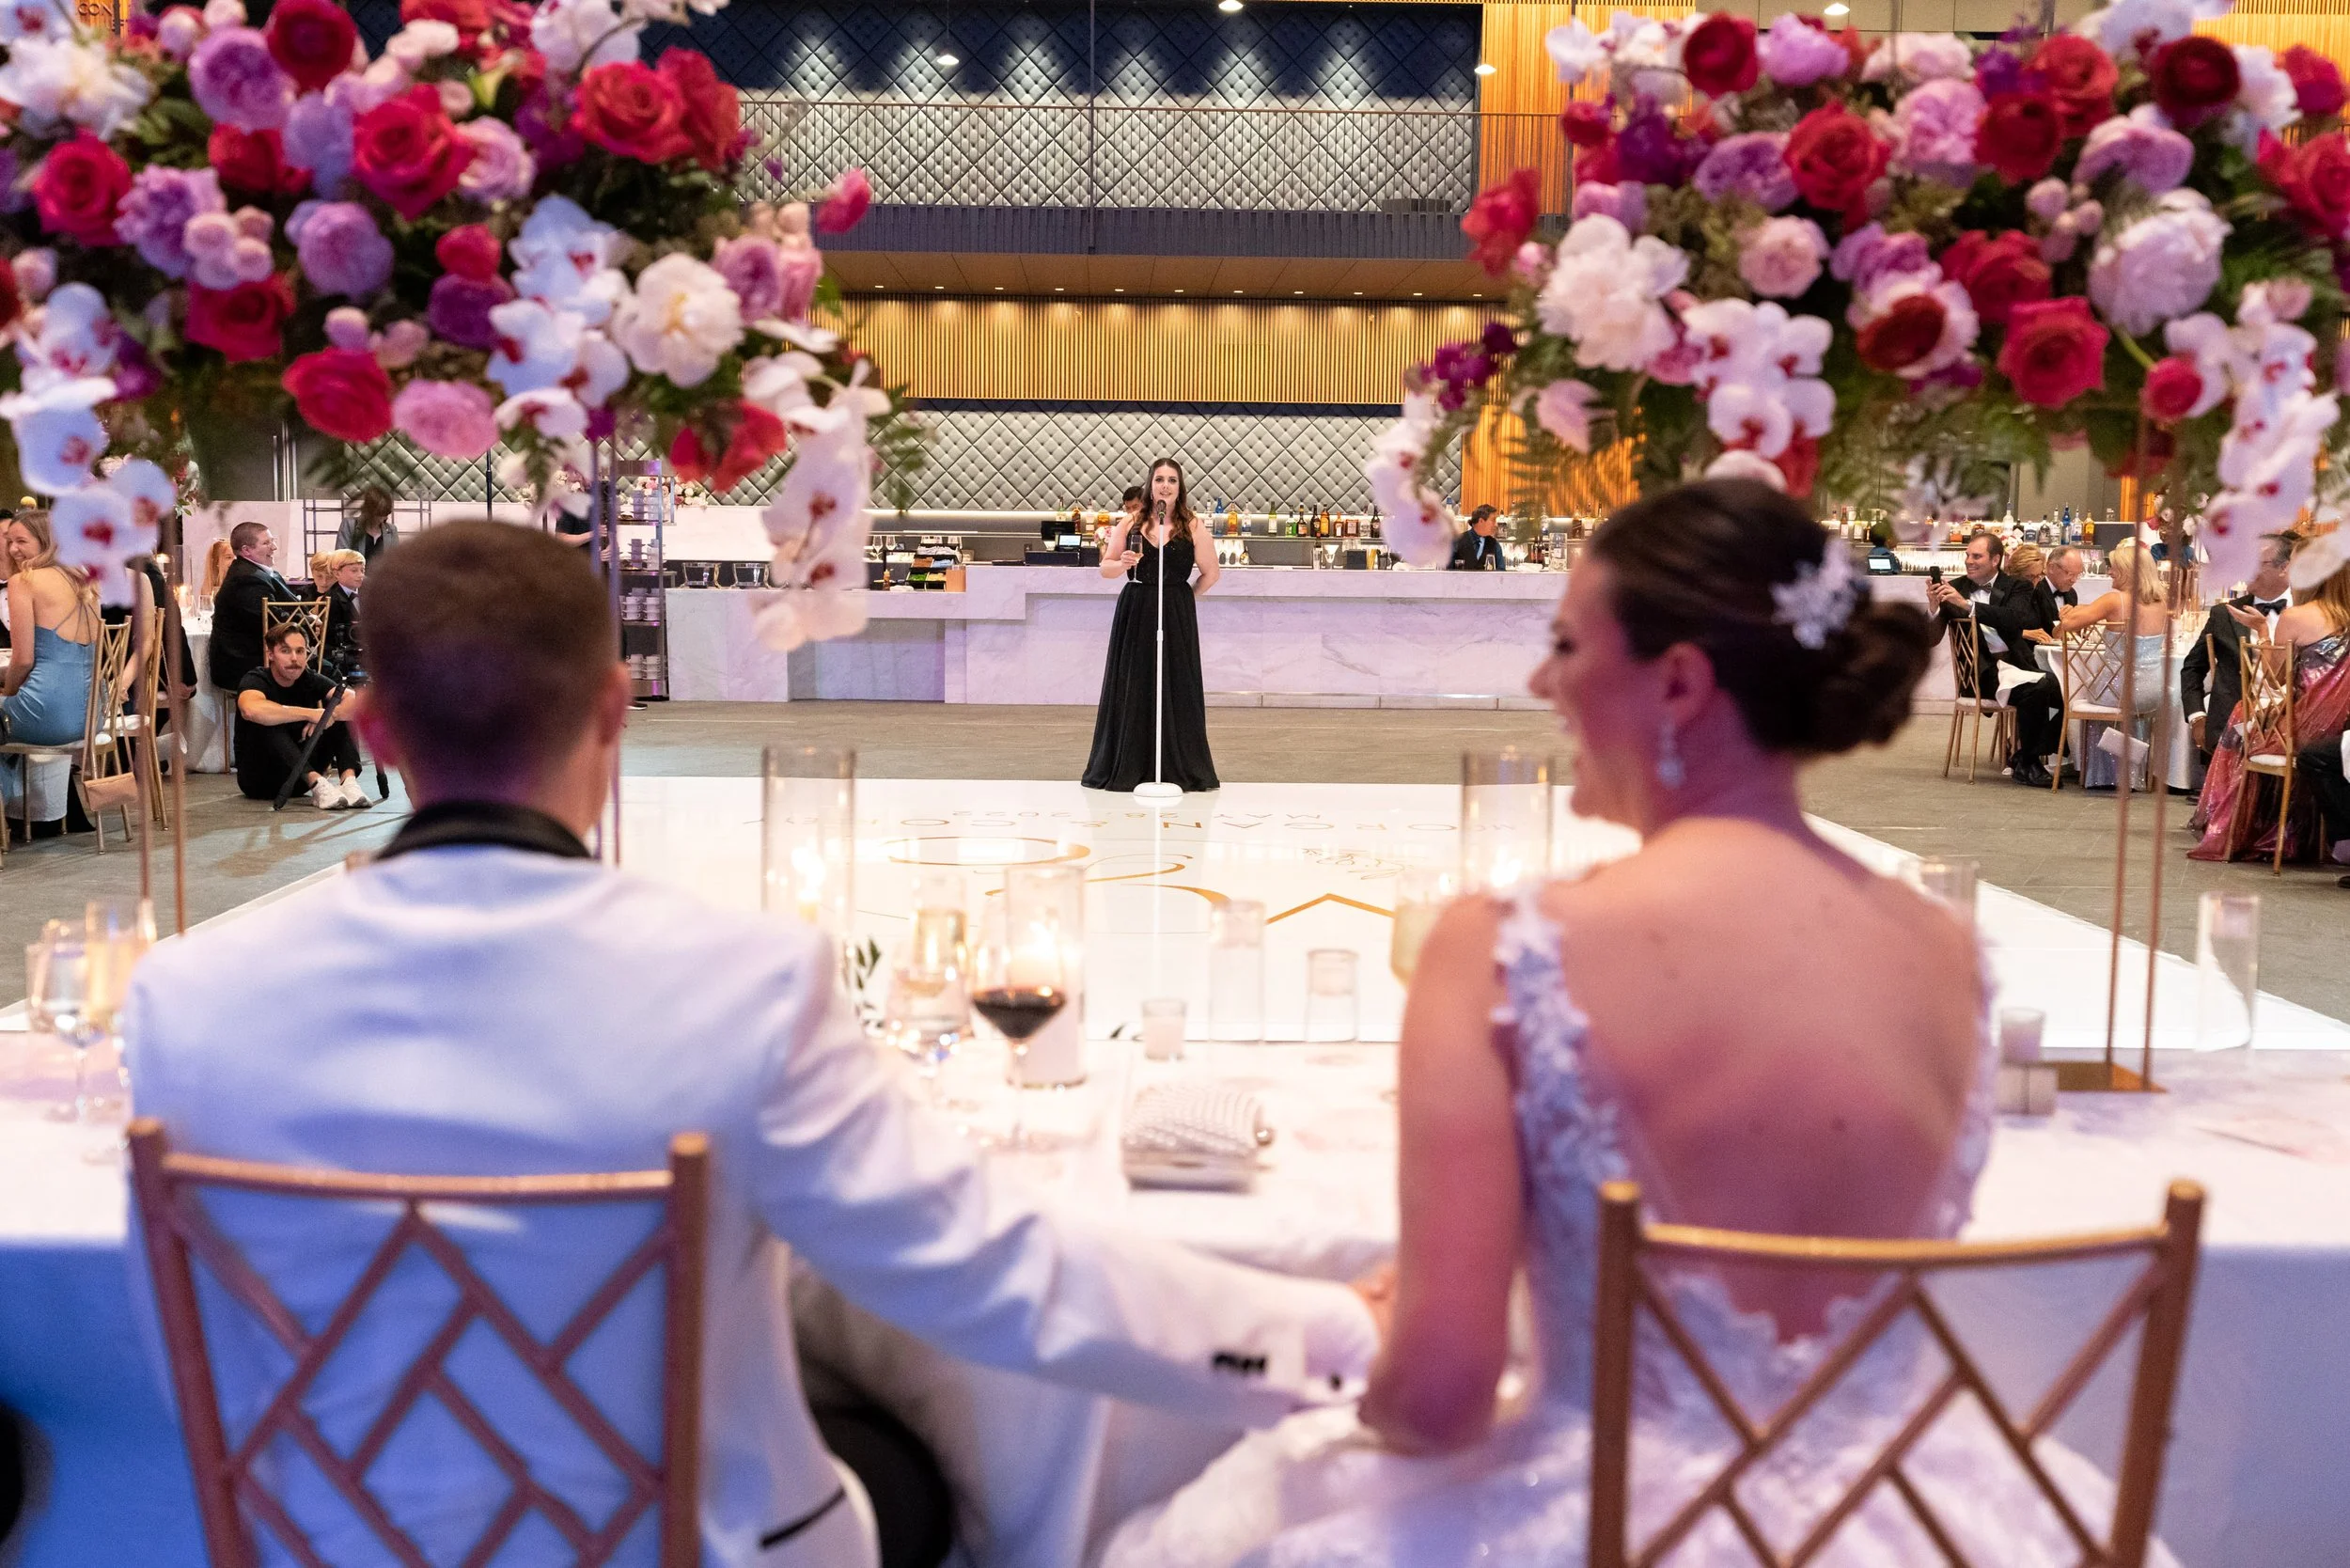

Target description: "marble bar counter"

left=666, top=565, right=1566, bottom=706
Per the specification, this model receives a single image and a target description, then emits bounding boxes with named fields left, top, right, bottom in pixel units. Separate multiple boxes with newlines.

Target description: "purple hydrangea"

left=1692, top=133, right=1796, bottom=212
left=188, top=26, right=293, bottom=133
left=114, top=166, right=224, bottom=278
left=289, top=200, right=392, bottom=298
left=426, top=273, right=518, bottom=350
left=1614, top=100, right=1704, bottom=188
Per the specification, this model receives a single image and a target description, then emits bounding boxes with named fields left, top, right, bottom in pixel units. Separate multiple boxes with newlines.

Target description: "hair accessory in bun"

left=1771, top=537, right=1858, bottom=650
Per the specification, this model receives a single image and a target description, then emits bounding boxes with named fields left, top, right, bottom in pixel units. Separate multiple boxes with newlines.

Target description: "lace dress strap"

left=1920, top=930, right=2004, bottom=1239
left=1492, top=883, right=1631, bottom=1193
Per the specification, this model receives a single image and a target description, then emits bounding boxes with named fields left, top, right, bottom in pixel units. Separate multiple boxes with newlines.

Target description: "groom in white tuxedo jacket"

left=123, top=522, right=1376, bottom=1568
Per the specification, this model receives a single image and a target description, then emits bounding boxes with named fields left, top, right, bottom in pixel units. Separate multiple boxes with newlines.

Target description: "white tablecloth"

left=5, top=1031, right=2350, bottom=1568
left=178, top=611, right=227, bottom=775
left=2032, top=639, right=2196, bottom=791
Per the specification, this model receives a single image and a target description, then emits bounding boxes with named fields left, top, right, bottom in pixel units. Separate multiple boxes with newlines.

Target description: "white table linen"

left=8, top=1027, right=2350, bottom=1568
left=178, top=611, right=227, bottom=774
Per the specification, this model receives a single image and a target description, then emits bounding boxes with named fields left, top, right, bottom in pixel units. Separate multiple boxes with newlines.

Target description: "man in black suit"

left=2297, top=734, right=2350, bottom=889
left=2182, top=531, right=2295, bottom=760
left=1449, top=506, right=1505, bottom=571
left=2002, top=545, right=2086, bottom=788
left=207, top=520, right=295, bottom=692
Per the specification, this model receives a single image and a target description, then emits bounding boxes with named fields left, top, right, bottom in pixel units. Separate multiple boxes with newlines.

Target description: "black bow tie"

left=2253, top=600, right=2287, bottom=615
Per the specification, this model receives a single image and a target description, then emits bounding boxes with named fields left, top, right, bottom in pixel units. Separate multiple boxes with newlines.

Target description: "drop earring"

left=1655, top=719, right=1685, bottom=790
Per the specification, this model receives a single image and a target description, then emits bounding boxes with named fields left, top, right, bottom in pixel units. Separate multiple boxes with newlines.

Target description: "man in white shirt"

left=124, top=522, right=1380, bottom=1568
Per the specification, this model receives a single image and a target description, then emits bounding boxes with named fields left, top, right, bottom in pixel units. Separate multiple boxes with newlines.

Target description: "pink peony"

left=713, top=233, right=787, bottom=321
left=1891, top=78, right=1983, bottom=185
left=1757, top=13, right=1850, bottom=87
left=457, top=117, right=535, bottom=202
left=1739, top=215, right=1829, bottom=298
left=392, top=378, right=497, bottom=459
left=1569, top=180, right=1646, bottom=230
left=1691, top=133, right=1795, bottom=212
left=115, top=165, right=223, bottom=278
left=188, top=25, right=294, bottom=132
left=288, top=199, right=392, bottom=297
left=2074, top=115, right=2195, bottom=196
left=1533, top=379, right=1600, bottom=452
left=283, top=88, right=354, bottom=194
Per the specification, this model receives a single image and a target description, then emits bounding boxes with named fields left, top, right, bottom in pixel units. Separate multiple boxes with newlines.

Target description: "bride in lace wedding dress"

left=1104, top=480, right=2186, bottom=1568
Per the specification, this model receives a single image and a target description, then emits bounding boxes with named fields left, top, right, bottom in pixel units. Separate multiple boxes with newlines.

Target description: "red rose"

left=402, top=0, right=489, bottom=36
left=573, top=61, right=690, bottom=164
left=435, top=223, right=502, bottom=282
left=0, top=262, right=19, bottom=339
left=1775, top=432, right=1820, bottom=499
left=656, top=49, right=741, bottom=171
left=266, top=0, right=357, bottom=94
left=1785, top=104, right=1887, bottom=219
left=1998, top=297, right=2107, bottom=407
left=2261, top=131, right=2350, bottom=239
left=1462, top=168, right=1539, bottom=277
left=2029, top=36, right=2117, bottom=137
left=1559, top=101, right=1612, bottom=149
left=282, top=347, right=394, bottom=442
left=1856, top=294, right=1948, bottom=373
left=352, top=86, right=474, bottom=220
left=1975, top=91, right=2064, bottom=183
left=818, top=166, right=870, bottom=233
left=669, top=402, right=791, bottom=494
left=1681, top=13, right=1759, bottom=98
left=1576, top=138, right=1621, bottom=185
left=209, top=125, right=309, bottom=196
left=2139, top=355, right=2206, bottom=422
left=32, top=133, right=131, bottom=247
left=2282, top=44, right=2346, bottom=118
left=186, top=276, right=294, bottom=363
left=2147, top=36, right=2240, bottom=129
left=1938, top=230, right=2052, bottom=328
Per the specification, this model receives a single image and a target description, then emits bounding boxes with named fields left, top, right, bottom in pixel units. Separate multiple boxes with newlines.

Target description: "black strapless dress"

left=1081, top=528, right=1220, bottom=792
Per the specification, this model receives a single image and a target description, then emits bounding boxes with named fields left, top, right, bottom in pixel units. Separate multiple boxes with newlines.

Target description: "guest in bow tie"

left=2182, top=532, right=2295, bottom=760
left=205, top=520, right=295, bottom=692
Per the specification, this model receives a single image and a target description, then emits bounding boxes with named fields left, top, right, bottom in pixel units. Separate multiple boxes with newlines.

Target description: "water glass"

left=1006, top=865, right=1087, bottom=1087
left=760, top=745, right=855, bottom=936
left=1462, top=749, right=1554, bottom=892
left=1304, top=949, right=1359, bottom=1043
left=2195, top=891, right=2260, bottom=1056
left=1141, top=997, right=1186, bottom=1061
left=1207, top=899, right=1266, bottom=1043
left=1913, top=857, right=1979, bottom=925
left=1997, top=1008, right=2045, bottom=1065
left=26, top=935, right=98, bottom=1125
left=1388, top=864, right=1458, bottom=984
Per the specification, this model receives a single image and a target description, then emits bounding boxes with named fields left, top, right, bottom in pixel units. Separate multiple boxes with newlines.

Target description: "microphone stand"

left=1135, top=501, right=1182, bottom=804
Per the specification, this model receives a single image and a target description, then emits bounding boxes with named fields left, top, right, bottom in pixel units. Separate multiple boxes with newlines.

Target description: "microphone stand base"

left=1133, top=782, right=1183, bottom=804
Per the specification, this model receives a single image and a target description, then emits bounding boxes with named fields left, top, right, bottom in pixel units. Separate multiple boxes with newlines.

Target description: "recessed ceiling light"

left=1292, top=290, right=1303, bottom=295
left=935, top=51, right=959, bottom=65
left=1113, top=287, right=1124, bottom=292
left=1823, top=2, right=1848, bottom=12
left=1217, top=0, right=1242, bottom=11
left=933, top=284, right=945, bottom=290
left=1412, top=290, right=1424, bottom=297
left=1353, top=290, right=1363, bottom=295
left=1473, top=62, right=1496, bottom=76
left=1471, top=292, right=1481, bottom=298
left=994, top=285, right=1003, bottom=290
left=1232, top=290, right=1244, bottom=294
left=1054, top=286, right=1065, bottom=291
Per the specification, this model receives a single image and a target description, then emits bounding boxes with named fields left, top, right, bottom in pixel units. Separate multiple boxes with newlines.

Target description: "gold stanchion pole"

left=2138, top=516, right=2189, bottom=1090
left=157, top=551, right=191, bottom=936
left=131, top=563, right=154, bottom=910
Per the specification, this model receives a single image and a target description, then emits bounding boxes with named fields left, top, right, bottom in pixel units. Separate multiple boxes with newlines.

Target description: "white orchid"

left=509, top=196, right=628, bottom=323
left=1705, top=448, right=1790, bottom=491
left=565, top=330, right=630, bottom=408
left=52, top=478, right=157, bottom=606
left=486, top=299, right=586, bottom=396
left=743, top=352, right=822, bottom=420
left=1543, top=19, right=1606, bottom=86
left=384, top=19, right=459, bottom=71
left=2288, top=525, right=2348, bottom=592
left=1530, top=379, right=1600, bottom=454
left=753, top=423, right=874, bottom=652
left=106, top=457, right=178, bottom=530
left=608, top=253, right=743, bottom=388
left=530, top=0, right=639, bottom=74
left=2075, top=0, right=2225, bottom=58
left=1363, top=392, right=1455, bottom=569
left=2230, top=45, right=2298, bottom=150
left=0, top=374, right=114, bottom=494
left=0, top=36, right=152, bottom=138
left=494, top=386, right=590, bottom=443
left=16, top=283, right=121, bottom=388
left=0, top=0, right=70, bottom=45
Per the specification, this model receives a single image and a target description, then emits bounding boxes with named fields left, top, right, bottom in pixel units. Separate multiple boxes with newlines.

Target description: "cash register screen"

left=1865, top=554, right=1899, bottom=574
left=1057, top=532, right=1081, bottom=549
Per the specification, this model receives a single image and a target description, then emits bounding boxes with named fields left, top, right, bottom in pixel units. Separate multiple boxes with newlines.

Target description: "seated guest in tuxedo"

left=1449, top=506, right=1505, bottom=571
left=126, top=523, right=1378, bottom=1568
left=313, top=548, right=366, bottom=671
left=1998, top=545, right=2092, bottom=785
left=2300, top=732, right=2350, bottom=888
left=206, top=520, right=294, bottom=692
left=1927, top=528, right=2037, bottom=696
left=2040, top=543, right=2085, bottom=622
left=2182, top=531, right=2296, bottom=760
left=233, top=625, right=368, bottom=809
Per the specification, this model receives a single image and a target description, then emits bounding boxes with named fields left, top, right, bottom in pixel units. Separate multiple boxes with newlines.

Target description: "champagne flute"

left=970, top=908, right=1068, bottom=1152
left=888, top=872, right=972, bottom=1106
left=84, top=897, right=154, bottom=1120
left=1389, top=864, right=1459, bottom=984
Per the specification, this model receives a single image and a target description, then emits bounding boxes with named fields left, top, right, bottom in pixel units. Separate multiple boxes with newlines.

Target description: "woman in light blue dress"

left=1, top=510, right=101, bottom=820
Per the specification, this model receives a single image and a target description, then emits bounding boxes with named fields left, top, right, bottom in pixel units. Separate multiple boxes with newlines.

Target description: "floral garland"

left=0, top=0, right=910, bottom=648
left=1372, top=1, right=2350, bottom=588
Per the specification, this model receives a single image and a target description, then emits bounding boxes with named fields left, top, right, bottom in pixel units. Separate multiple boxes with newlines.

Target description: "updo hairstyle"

left=1585, top=479, right=1935, bottom=757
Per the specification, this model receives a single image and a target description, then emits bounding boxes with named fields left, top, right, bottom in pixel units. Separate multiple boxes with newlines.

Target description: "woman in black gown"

left=1082, top=458, right=1221, bottom=792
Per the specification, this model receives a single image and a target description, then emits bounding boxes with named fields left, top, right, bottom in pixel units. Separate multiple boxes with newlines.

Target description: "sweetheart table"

left=3, top=1035, right=2349, bottom=1568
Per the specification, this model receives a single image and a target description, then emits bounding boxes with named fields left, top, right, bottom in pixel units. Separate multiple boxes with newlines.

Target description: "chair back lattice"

left=1588, top=1179, right=2204, bottom=1568
left=128, top=1120, right=710, bottom=1568
left=261, top=601, right=331, bottom=673
left=2234, top=639, right=2297, bottom=760
left=2057, top=621, right=2127, bottom=711
left=1946, top=614, right=1990, bottom=704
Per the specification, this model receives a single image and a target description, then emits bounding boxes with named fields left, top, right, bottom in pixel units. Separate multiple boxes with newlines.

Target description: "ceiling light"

left=1412, top=290, right=1423, bottom=297
left=1174, top=288, right=1185, bottom=293
left=1822, top=2, right=1848, bottom=12
left=1232, top=290, right=1244, bottom=294
left=1292, top=290, right=1304, bottom=295
left=1113, top=287, right=1124, bottom=292
left=1473, top=62, right=1496, bottom=76
left=1217, top=0, right=1242, bottom=11
left=1054, top=286, right=1065, bottom=292
left=994, top=285, right=1004, bottom=290
left=933, top=284, right=945, bottom=290
left=935, top=51, right=959, bottom=65
left=1353, top=290, right=1363, bottom=295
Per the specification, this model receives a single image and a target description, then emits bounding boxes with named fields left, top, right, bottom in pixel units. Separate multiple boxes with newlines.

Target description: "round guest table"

left=2, top=1030, right=2348, bottom=1568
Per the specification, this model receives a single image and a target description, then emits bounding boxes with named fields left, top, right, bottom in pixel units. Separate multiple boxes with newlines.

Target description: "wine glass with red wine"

left=971, top=907, right=1068, bottom=1152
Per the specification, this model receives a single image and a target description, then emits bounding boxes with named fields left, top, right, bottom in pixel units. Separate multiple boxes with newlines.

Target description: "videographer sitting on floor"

left=235, top=624, right=368, bottom=810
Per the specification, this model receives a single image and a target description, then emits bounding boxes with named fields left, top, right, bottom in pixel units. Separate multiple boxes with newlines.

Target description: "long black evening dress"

left=1081, top=525, right=1220, bottom=792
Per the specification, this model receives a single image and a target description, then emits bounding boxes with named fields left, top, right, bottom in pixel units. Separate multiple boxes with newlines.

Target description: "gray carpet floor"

left=7, top=702, right=2343, bottom=1020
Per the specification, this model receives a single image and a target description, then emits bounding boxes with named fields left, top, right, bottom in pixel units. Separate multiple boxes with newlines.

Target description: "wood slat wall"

left=851, top=297, right=1500, bottom=405
left=2201, top=1, right=2350, bottom=70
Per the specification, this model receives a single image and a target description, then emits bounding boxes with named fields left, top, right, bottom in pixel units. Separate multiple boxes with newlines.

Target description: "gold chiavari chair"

left=1588, top=1179, right=2205, bottom=1568
left=261, top=599, right=331, bottom=672
left=0, top=618, right=137, bottom=851
left=2218, top=639, right=2305, bottom=874
left=2050, top=622, right=2138, bottom=793
left=1941, top=615, right=2015, bottom=784
left=129, top=1121, right=712, bottom=1568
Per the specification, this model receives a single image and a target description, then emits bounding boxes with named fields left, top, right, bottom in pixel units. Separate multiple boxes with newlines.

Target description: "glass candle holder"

left=1304, top=949, right=1359, bottom=1043
left=1207, top=899, right=1266, bottom=1044
left=761, top=745, right=856, bottom=937
left=1462, top=749, right=1554, bottom=892
left=1913, top=857, right=1979, bottom=925
left=2195, top=891, right=2260, bottom=1056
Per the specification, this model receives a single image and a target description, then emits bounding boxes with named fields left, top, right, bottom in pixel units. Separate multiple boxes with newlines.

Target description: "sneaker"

left=341, top=776, right=373, bottom=809
left=310, top=776, right=344, bottom=811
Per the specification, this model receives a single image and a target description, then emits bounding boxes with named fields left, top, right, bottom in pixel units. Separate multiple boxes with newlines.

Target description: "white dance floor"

left=613, top=775, right=2350, bottom=1059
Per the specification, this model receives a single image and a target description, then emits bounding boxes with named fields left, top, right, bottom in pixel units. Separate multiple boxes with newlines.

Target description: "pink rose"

left=457, top=118, right=535, bottom=202
left=284, top=346, right=394, bottom=441
left=2140, top=355, right=2206, bottom=422
left=1738, top=215, right=1828, bottom=298
left=189, top=26, right=294, bottom=133
left=391, top=378, right=497, bottom=459
left=1891, top=78, right=1983, bottom=185
left=817, top=167, right=870, bottom=233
